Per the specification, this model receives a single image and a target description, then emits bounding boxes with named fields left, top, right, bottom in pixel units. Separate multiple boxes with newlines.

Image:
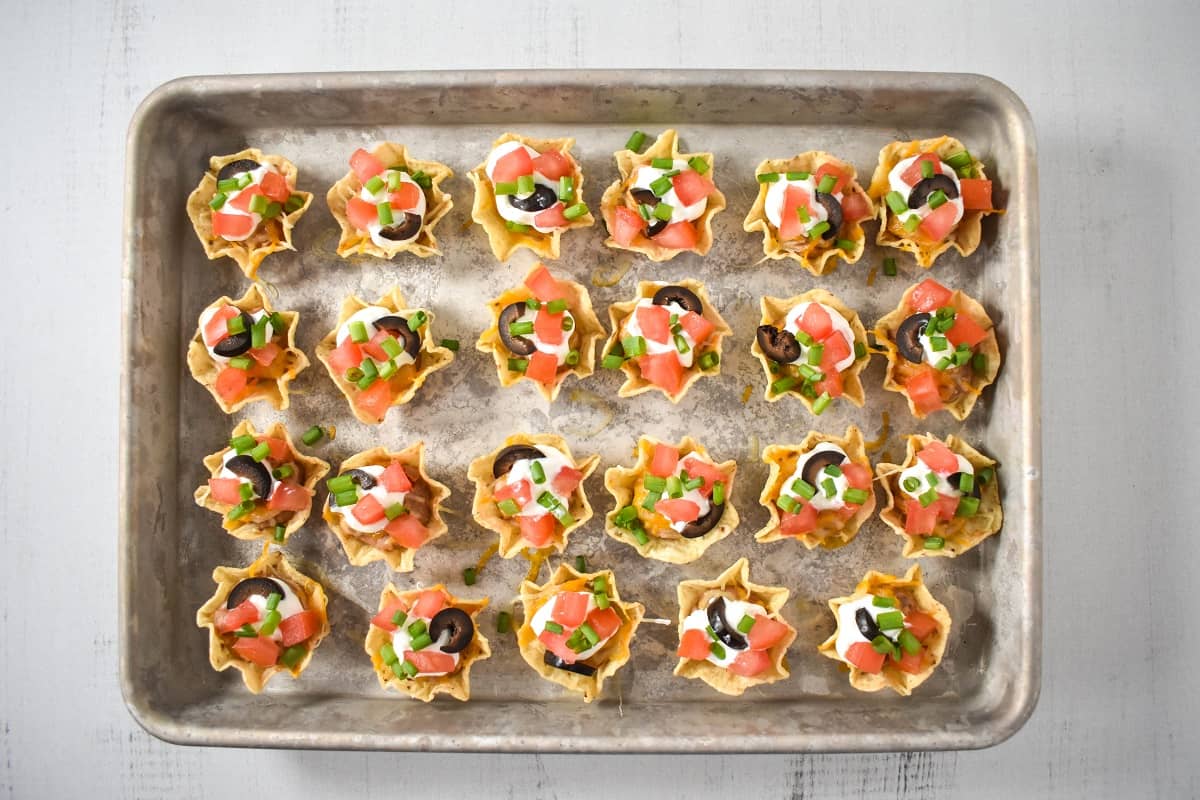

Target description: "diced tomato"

left=821, top=329, right=851, bottom=364
left=679, top=311, right=715, bottom=345
left=232, top=636, right=280, bottom=667
left=413, top=590, right=446, bottom=619
left=747, top=615, right=790, bottom=650
left=354, top=380, right=393, bottom=421
left=845, top=641, right=885, bottom=674
left=259, top=171, right=290, bottom=203
left=328, top=336, right=364, bottom=373
left=208, top=477, right=244, bottom=506
left=385, top=514, right=429, bottom=549
left=211, top=211, right=254, bottom=239
left=841, top=191, right=872, bottom=223
left=779, top=504, right=818, bottom=536
left=728, top=649, right=771, bottom=677
left=653, top=220, right=698, bottom=250
left=904, top=498, right=939, bottom=535
left=636, top=304, right=671, bottom=344
left=904, top=612, right=939, bottom=642
left=388, top=182, right=421, bottom=211
left=260, top=437, right=290, bottom=463
left=918, top=202, right=959, bottom=241
left=379, top=463, right=413, bottom=493
left=539, top=629, right=578, bottom=664
left=491, top=146, right=534, bottom=183
left=523, top=264, right=566, bottom=303
left=494, top=478, right=533, bottom=509
left=534, top=308, right=566, bottom=346
left=531, top=150, right=573, bottom=180
left=587, top=607, right=621, bottom=641
left=637, top=352, right=686, bottom=395
left=931, top=495, right=960, bottom=522
left=524, top=351, right=560, bottom=385
left=894, top=649, right=924, bottom=675
left=214, top=367, right=251, bottom=404
left=841, top=463, right=872, bottom=491
left=671, top=170, right=716, bottom=206
left=267, top=481, right=312, bottom=511
left=204, top=305, right=240, bottom=346
left=345, top=196, right=378, bottom=230
left=946, top=313, right=989, bottom=349
left=900, top=152, right=942, bottom=186
left=677, top=628, right=711, bottom=660
left=518, top=514, right=557, bottom=546
left=778, top=185, right=815, bottom=240
left=611, top=206, right=644, bottom=247
left=248, top=342, right=279, bottom=367
left=550, top=466, right=583, bottom=497
left=837, top=505, right=860, bottom=520
left=797, top=303, right=834, bottom=340
left=959, top=178, right=992, bottom=211
left=533, top=203, right=569, bottom=229
left=279, top=610, right=321, bottom=647
left=908, top=279, right=955, bottom=313
left=215, top=599, right=259, bottom=633
left=649, top=443, right=680, bottom=478
left=905, top=367, right=944, bottom=415
left=679, top=456, right=725, bottom=497
left=350, top=148, right=385, bottom=182
left=360, top=329, right=392, bottom=362
left=228, top=184, right=265, bottom=213
left=813, top=162, right=849, bottom=195
left=551, top=592, right=590, bottom=628
left=814, top=369, right=844, bottom=399
left=405, top=650, right=457, bottom=674
left=351, top=494, right=386, bottom=525
left=655, top=498, right=701, bottom=524
left=917, top=441, right=959, bottom=473
left=370, top=599, right=409, bottom=632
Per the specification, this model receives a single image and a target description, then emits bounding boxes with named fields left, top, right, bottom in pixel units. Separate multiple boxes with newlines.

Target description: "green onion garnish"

left=643, top=475, right=667, bottom=493
left=898, top=629, right=921, bottom=655
left=836, top=239, right=856, bottom=251
left=698, top=352, right=720, bottom=370
left=592, top=575, right=608, bottom=593
left=280, top=645, right=307, bottom=668
left=710, top=640, right=727, bottom=660
left=871, top=635, right=898, bottom=658
left=736, top=615, right=756, bottom=634
left=854, top=341, right=868, bottom=359
left=359, top=358, right=379, bottom=380
left=945, top=150, right=972, bottom=169
left=821, top=477, right=837, bottom=498
left=796, top=205, right=810, bottom=223
left=630, top=523, right=649, bottom=545
left=641, top=491, right=661, bottom=512
left=525, top=298, right=541, bottom=311
left=235, top=624, right=257, bottom=638
left=903, top=214, right=922, bottom=232
left=249, top=442, right=271, bottom=463
left=927, top=189, right=948, bottom=210
left=226, top=315, right=246, bottom=335
left=399, top=660, right=418, bottom=678
left=496, top=612, right=512, bottom=634
left=688, top=156, right=709, bottom=174
left=334, top=489, right=359, bottom=508
left=494, top=180, right=518, bottom=195
left=918, top=488, right=939, bottom=507
left=407, top=619, right=428, bottom=638
left=637, top=203, right=651, bottom=220
left=544, top=620, right=564, bottom=634
left=972, top=352, right=988, bottom=373
left=440, top=338, right=460, bottom=351
left=871, top=595, right=896, bottom=608
left=380, top=336, right=402, bottom=359
left=508, top=320, right=535, bottom=336
left=683, top=476, right=703, bottom=492
left=364, top=175, right=385, bottom=194
left=712, top=481, right=725, bottom=505
left=808, top=221, right=830, bottom=239
left=771, top=376, right=797, bottom=395
left=757, top=172, right=780, bottom=183
left=273, top=524, right=285, bottom=543
left=554, top=176, right=574, bottom=203
left=807, top=343, right=824, bottom=366
left=920, top=159, right=935, bottom=179
left=622, top=335, right=646, bottom=357
left=386, top=171, right=403, bottom=191
left=258, top=609, right=282, bottom=637
left=785, top=171, right=809, bottom=180
left=563, top=202, right=589, bottom=220
left=380, top=643, right=398, bottom=664
left=595, top=591, right=610, bottom=610
left=239, top=482, right=254, bottom=502
left=327, top=474, right=354, bottom=493
left=236, top=173, right=253, bottom=189
left=602, top=354, right=625, bottom=370
left=391, top=609, right=407, bottom=627
left=812, top=391, right=832, bottom=415
left=385, top=503, right=407, bottom=521
left=883, top=257, right=897, bottom=276
left=348, top=320, right=368, bottom=343
left=674, top=333, right=690, bottom=354
left=410, top=632, right=434, bottom=651
left=536, top=491, right=558, bottom=511
left=250, top=317, right=268, bottom=349
left=284, top=195, right=304, bottom=213
left=930, top=335, right=948, bottom=352
left=885, top=191, right=907, bottom=214
left=777, top=494, right=798, bottom=513
left=923, top=536, right=946, bottom=550
left=546, top=298, right=568, bottom=314
left=797, top=364, right=822, bottom=382
left=934, top=356, right=953, bottom=371
left=791, top=479, right=816, bottom=500
left=216, top=178, right=240, bottom=192
left=651, top=157, right=674, bottom=169
left=576, top=622, right=599, bottom=647
left=652, top=203, right=674, bottom=222
left=902, top=477, right=920, bottom=493
left=263, top=202, right=282, bottom=219
left=497, top=498, right=521, bottom=517
left=376, top=360, right=397, bottom=381
left=817, top=174, right=837, bottom=193
left=246, top=194, right=268, bottom=214
left=530, top=461, right=546, bottom=484
left=209, top=192, right=227, bottom=210
left=506, top=357, right=528, bottom=374
left=844, top=488, right=870, bottom=505
left=665, top=476, right=683, bottom=499
left=978, top=466, right=994, bottom=485
left=505, top=220, right=530, bottom=232
left=574, top=555, right=587, bottom=573
left=958, top=472, right=975, bottom=495
left=876, top=611, right=904, bottom=630
left=953, top=348, right=972, bottom=367
left=516, top=175, right=535, bottom=196
left=956, top=496, right=980, bottom=517
left=410, top=171, right=432, bottom=189
left=796, top=330, right=814, bottom=346
left=229, top=434, right=256, bottom=453
left=300, top=426, right=324, bottom=446
left=407, top=311, right=427, bottom=330
left=614, top=506, right=638, bottom=527
left=650, top=175, right=673, bottom=196
left=565, top=350, right=580, bottom=365
left=625, top=130, right=646, bottom=151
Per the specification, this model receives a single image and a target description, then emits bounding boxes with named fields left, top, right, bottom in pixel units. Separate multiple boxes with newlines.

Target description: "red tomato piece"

left=351, top=494, right=386, bottom=525
left=916, top=441, right=959, bottom=473
left=918, top=202, right=959, bottom=241
left=534, top=308, right=565, bottom=346
left=677, top=628, right=712, bottom=660
left=523, top=264, right=566, bottom=303
left=524, top=351, right=559, bottom=385
left=679, top=456, right=725, bottom=497
left=551, top=466, right=583, bottom=497
left=904, top=612, right=939, bottom=642
left=491, top=146, right=535, bottom=183
left=586, top=607, right=621, bottom=641
left=249, top=342, right=279, bottom=367
left=388, top=182, right=421, bottom=211
left=531, top=150, right=573, bottom=180
left=845, top=642, right=885, bottom=674
left=655, top=498, right=701, bottom=524
left=494, top=478, right=533, bottom=509
left=267, top=481, right=312, bottom=511
left=551, top=592, right=590, bottom=628
left=636, top=304, right=672, bottom=344
left=345, top=196, right=378, bottom=230
left=228, top=184, right=264, bottom=213
left=798, top=302, right=834, bottom=340
left=611, top=206, right=644, bottom=246
left=841, top=191, right=872, bottom=223
left=259, top=437, right=290, bottom=463
left=778, top=185, right=815, bottom=240
left=653, top=220, right=698, bottom=250
left=215, top=599, right=260, bottom=633
left=214, top=367, right=251, bottom=404
left=518, top=514, right=557, bottom=547
left=747, top=615, right=790, bottom=650
left=204, top=305, right=240, bottom=346
left=370, top=599, right=409, bottom=632
left=379, top=462, right=413, bottom=493
left=841, top=462, right=872, bottom=491
left=279, top=610, right=321, bottom=647
left=932, top=495, right=960, bottom=522
left=894, top=648, right=924, bottom=674
left=649, top=443, right=680, bottom=478
left=539, top=629, right=578, bottom=664
left=908, top=279, right=955, bottom=313
left=728, top=649, right=771, bottom=677
left=813, top=162, right=849, bottom=195
left=354, top=380, right=393, bottom=421
left=679, top=311, right=715, bottom=345
left=208, top=477, right=244, bottom=506
left=405, top=650, right=457, bottom=674
left=327, top=337, right=364, bottom=373
left=231, top=636, right=280, bottom=667
left=779, top=504, right=818, bottom=536
left=637, top=352, right=686, bottom=396
left=385, top=514, right=429, bottom=549
left=814, top=369, right=844, bottom=399
left=533, top=203, right=569, bottom=229
left=413, top=590, right=446, bottom=619
left=671, top=170, right=716, bottom=207
left=959, top=178, right=993, bottom=211
left=904, top=498, right=939, bottom=535
left=211, top=211, right=254, bottom=239
left=350, top=148, right=385, bottom=182
left=360, top=329, right=392, bottom=362
left=820, top=331, right=851, bottom=373
left=900, top=152, right=942, bottom=186
left=945, top=313, right=989, bottom=349
left=905, top=367, right=944, bottom=415
left=259, top=171, right=290, bottom=203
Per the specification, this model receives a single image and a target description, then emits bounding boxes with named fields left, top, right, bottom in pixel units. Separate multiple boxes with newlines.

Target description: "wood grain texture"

left=1, top=0, right=1197, bottom=796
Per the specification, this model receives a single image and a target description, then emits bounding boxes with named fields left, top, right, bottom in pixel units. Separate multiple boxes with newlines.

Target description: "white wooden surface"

left=2, top=0, right=1197, bottom=796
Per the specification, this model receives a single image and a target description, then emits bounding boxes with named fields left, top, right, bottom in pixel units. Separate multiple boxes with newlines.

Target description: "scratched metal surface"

left=119, top=70, right=1039, bottom=752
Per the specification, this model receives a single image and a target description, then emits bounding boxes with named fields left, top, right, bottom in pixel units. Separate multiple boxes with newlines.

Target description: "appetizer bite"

left=867, top=136, right=999, bottom=267
left=743, top=152, right=875, bottom=274
left=600, top=280, right=730, bottom=403
left=194, top=420, right=329, bottom=543
left=186, top=283, right=308, bottom=413
left=601, top=129, right=725, bottom=260
left=675, top=558, right=796, bottom=696
left=315, top=287, right=455, bottom=424
left=322, top=444, right=450, bottom=572
left=196, top=545, right=329, bottom=693
left=755, top=426, right=876, bottom=550
left=365, top=584, right=490, bottom=702
left=468, top=133, right=593, bottom=261
left=185, top=148, right=313, bottom=279
left=517, top=563, right=644, bottom=703
left=605, top=436, right=738, bottom=564
left=327, top=143, right=453, bottom=259
left=476, top=263, right=605, bottom=401
left=874, top=278, right=1000, bottom=420
left=818, top=565, right=950, bottom=696
left=876, top=433, right=1002, bottom=557
left=752, top=289, right=869, bottom=413
left=468, top=434, right=600, bottom=558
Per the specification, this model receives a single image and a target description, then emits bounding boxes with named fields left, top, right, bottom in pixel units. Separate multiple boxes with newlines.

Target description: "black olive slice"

left=907, top=174, right=959, bottom=210
left=345, top=469, right=377, bottom=491
left=227, top=577, right=285, bottom=610
left=756, top=325, right=802, bottom=363
left=216, top=158, right=261, bottom=183
left=680, top=498, right=724, bottom=539
left=212, top=311, right=255, bottom=358
left=497, top=302, right=536, bottom=356
left=508, top=183, right=558, bottom=213
left=402, top=468, right=433, bottom=524
left=651, top=285, right=703, bottom=314
left=543, top=649, right=597, bottom=676
left=225, top=454, right=273, bottom=499
left=813, top=192, right=843, bottom=239
left=706, top=597, right=748, bottom=650
left=371, top=315, right=422, bottom=360
left=896, top=313, right=932, bottom=364
left=948, top=471, right=982, bottom=500
left=646, top=218, right=668, bottom=237
left=492, top=445, right=545, bottom=479
left=801, top=449, right=847, bottom=488
left=630, top=188, right=657, bottom=206
left=379, top=212, right=423, bottom=242
left=429, top=607, right=474, bottom=653
left=855, top=607, right=883, bottom=641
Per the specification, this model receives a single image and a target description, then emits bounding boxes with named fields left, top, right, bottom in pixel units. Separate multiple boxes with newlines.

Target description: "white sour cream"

left=390, top=607, right=461, bottom=677
left=764, top=173, right=836, bottom=235
left=500, top=445, right=576, bottom=518
left=680, top=598, right=768, bottom=669
left=899, top=452, right=973, bottom=501
left=197, top=306, right=274, bottom=365
left=328, top=464, right=410, bottom=534
left=887, top=155, right=964, bottom=230
left=654, top=455, right=715, bottom=534
left=246, top=580, right=305, bottom=643
left=621, top=298, right=697, bottom=368
left=512, top=306, right=575, bottom=366
left=630, top=159, right=706, bottom=224
left=359, top=169, right=427, bottom=248
left=334, top=306, right=417, bottom=369
left=485, top=141, right=565, bottom=233
left=779, top=443, right=850, bottom=512
left=781, top=301, right=856, bottom=373
left=216, top=164, right=276, bottom=242
left=529, top=591, right=614, bottom=661
left=219, top=448, right=280, bottom=501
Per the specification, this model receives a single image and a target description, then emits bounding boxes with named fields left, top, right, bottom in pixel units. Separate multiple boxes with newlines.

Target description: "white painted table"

left=2, top=1, right=1197, bottom=796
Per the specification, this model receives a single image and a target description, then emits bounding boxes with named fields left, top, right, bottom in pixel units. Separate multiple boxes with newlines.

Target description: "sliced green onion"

left=807, top=343, right=824, bottom=366
left=808, top=221, right=830, bottom=239
left=245, top=193, right=268, bottom=215
left=665, top=475, right=683, bottom=499
left=545, top=298, right=568, bottom=315
left=506, top=357, right=528, bottom=374
left=376, top=359, right=396, bottom=380
left=688, top=156, right=709, bottom=174
left=280, top=644, right=307, bottom=668
left=250, top=317, right=268, bottom=349
left=918, top=487, right=939, bottom=507
left=953, top=348, right=972, bottom=367
left=273, top=524, right=286, bottom=543
left=876, top=611, right=904, bottom=630
left=637, top=203, right=652, bottom=220
left=972, top=352, right=988, bottom=374
left=930, top=335, right=948, bottom=352
left=364, top=175, right=385, bottom=194
left=565, top=349, right=580, bottom=365
left=505, top=220, right=531, bottom=232
left=327, top=474, right=354, bottom=493
left=844, top=488, right=870, bottom=505
left=496, top=611, right=512, bottom=634
left=216, top=178, right=240, bottom=192
left=300, top=426, right=324, bottom=446
left=380, top=642, right=398, bottom=665
left=650, top=175, right=673, bottom=196
left=494, top=180, right=518, bottom=195
left=284, top=195, right=305, bottom=213
left=812, top=391, right=832, bottom=415
left=795, top=330, right=814, bottom=346
left=386, top=171, right=403, bottom=191
left=536, top=491, right=558, bottom=510
left=883, top=257, right=898, bottom=276
left=595, top=591, right=610, bottom=610
left=397, top=660, right=418, bottom=679
left=956, top=496, right=980, bottom=517
left=958, top=472, right=975, bottom=495
left=791, top=479, right=816, bottom=500
left=530, top=461, right=546, bottom=484
left=945, top=150, right=973, bottom=169
left=563, top=202, right=589, bottom=220
left=226, top=314, right=247, bottom=335
left=785, top=171, right=809, bottom=180
left=898, top=629, right=921, bottom=655
left=508, top=320, right=535, bottom=336
left=334, top=489, right=359, bottom=508
left=871, top=635, right=898, bottom=656
left=652, top=203, right=674, bottom=222
left=516, top=175, right=535, bottom=196
left=359, top=358, right=379, bottom=380
left=903, top=214, right=922, bottom=232
left=978, top=466, right=995, bottom=485
left=578, top=622, right=599, bottom=646
left=771, top=376, right=797, bottom=395
left=391, top=609, right=407, bottom=627
left=348, top=320, right=369, bottom=343
left=259, top=609, right=282, bottom=637
left=836, top=238, right=857, bottom=251
left=757, top=172, right=780, bottom=184
left=927, top=472, right=940, bottom=488
left=854, top=341, right=868, bottom=360
left=235, top=624, right=257, bottom=638
left=817, top=174, right=837, bottom=193
left=630, top=523, right=649, bottom=545
left=698, top=351, right=720, bottom=370
left=710, top=640, right=726, bottom=660
left=871, top=595, right=896, bottom=608
left=927, top=189, right=948, bottom=210
left=407, top=619, right=428, bottom=638
left=497, top=498, right=521, bottom=517
left=379, top=336, right=402, bottom=359
left=920, top=159, right=935, bottom=179
left=651, top=157, right=674, bottom=169
left=683, top=476, right=703, bottom=492
left=574, top=555, right=587, bottom=573
left=249, top=442, right=271, bottom=463
left=821, top=477, right=837, bottom=498
left=261, top=200, right=280, bottom=217
left=229, top=434, right=256, bottom=453
left=410, top=171, right=432, bottom=189
left=956, top=164, right=975, bottom=179
left=553, top=175, right=574, bottom=203
left=523, top=298, right=541, bottom=312
left=736, top=615, right=756, bottom=634
left=885, top=191, right=908, bottom=215
left=776, top=494, right=798, bottom=513
left=410, top=632, right=434, bottom=651
left=923, top=536, right=946, bottom=550
left=385, top=503, right=407, bottom=520
left=236, top=173, right=253, bottom=189
left=622, top=335, right=646, bottom=357
left=641, top=490, right=661, bottom=512
left=902, top=477, right=921, bottom=493
left=543, top=620, right=564, bottom=634
left=440, top=338, right=460, bottom=351
left=934, top=356, right=953, bottom=371
left=407, top=311, right=427, bottom=330
left=673, top=333, right=690, bottom=354
left=625, top=130, right=646, bottom=151
left=239, top=482, right=254, bottom=502
left=602, top=354, right=626, bottom=370
left=613, top=506, right=638, bottom=527
left=796, top=205, right=811, bottom=223
left=712, top=481, right=725, bottom=506
left=209, top=192, right=227, bottom=210
left=797, top=364, right=822, bottom=382
left=643, top=475, right=667, bottom=493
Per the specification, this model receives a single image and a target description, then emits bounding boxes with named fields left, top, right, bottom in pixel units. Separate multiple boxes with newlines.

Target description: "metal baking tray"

left=120, top=70, right=1040, bottom=752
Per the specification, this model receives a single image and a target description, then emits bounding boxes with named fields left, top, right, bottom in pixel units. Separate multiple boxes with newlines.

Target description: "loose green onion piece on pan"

left=885, top=191, right=907, bottom=214
left=507, top=357, right=528, bottom=374
left=440, top=338, right=460, bottom=351
left=934, top=356, right=953, bottom=371
left=235, top=624, right=257, bottom=638
left=505, top=220, right=530, bottom=232
left=602, top=354, right=626, bottom=370
left=712, top=481, right=725, bottom=506
left=630, top=524, right=649, bottom=545
left=854, top=341, right=868, bottom=359
left=808, top=221, right=830, bottom=239
left=776, top=494, right=798, bottom=513
left=972, top=352, right=988, bottom=373
left=978, top=466, right=995, bottom=485
left=280, top=645, right=307, bottom=668
left=807, top=343, right=824, bottom=366
left=239, top=482, right=254, bottom=501
left=565, top=350, right=580, bottom=366
left=903, top=214, right=922, bottom=232
left=217, top=178, right=240, bottom=192
left=359, top=358, right=379, bottom=380
left=529, top=461, right=546, bottom=484
left=544, top=620, right=564, bottom=634
left=494, top=180, right=518, bottom=195
left=622, top=335, right=647, bottom=357
left=956, top=496, right=980, bottom=517
left=643, top=475, right=667, bottom=493
left=653, top=203, right=674, bottom=222
left=637, top=203, right=652, bottom=220
left=930, top=335, right=948, bottom=352
left=902, top=477, right=921, bottom=493
left=918, top=488, right=939, bottom=508
left=698, top=351, right=720, bottom=370
left=674, top=333, right=690, bottom=354
left=208, top=192, right=227, bottom=210
left=958, top=472, right=975, bottom=494
left=920, top=159, right=935, bottom=179
left=757, top=172, right=780, bottom=183
left=595, top=591, right=610, bottom=610
left=574, top=555, right=587, bottom=573
left=327, top=474, right=354, bottom=493
left=945, top=150, right=973, bottom=169
left=508, top=320, right=536, bottom=336
left=736, top=615, right=756, bottom=634
left=248, top=194, right=269, bottom=215
left=923, top=536, right=946, bottom=550
left=688, top=156, right=709, bottom=174
left=411, top=171, right=432, bottom=189
left=710, top=640, right=727, bottom=660
left=791, top=479, right=816, bottom=500
left=391, top=609, right=408, bottom=627
left=821, top=477, right=837, bottom=499
left=258, top=610, right=282, bottom=637
left=385, top=503, right=407, bottom=521
left=496, top=611, right=512, bottom=634
left=836, top=239, right=857, bottom=251
left=407, top=311, right=427, bottom=330
left=497, top=498, right=521, bottom=517
left=871, top=595, right=896, bottom=608
left=650, top=175, right=673, bottom=196
left=226, top=314, right=247, bottom=335
left=817, top=174, right=837, bottom=193
left=843, top=488, right=870, bottom=505
left=400, top=660, right=419, bottom=678
left=898, top=629, right=921, bottom=655
left=795, top=330, right=814, bottom=346
left=334, top=490, right=359, bottom=508
left=558, top=176, right=575, bottom=202
left=563, top=202, right=589, bottom=220
left=364, top=175, right=385, bottom=194
left=650, top=157, right=674, bottom=169
left=876, top=611, right=904, bottom=630
left=381, top=336, right=403, bottom=359
left=613, top=506, right=638, bottom=526
left=349, top=320, right=369, bottom=343
left=812, top=391, right=833, bottom=415
left=796, top=205, right=811, bottom=223
left=300, top=425, right=324, bottom=446
left=927, top=189, right=948, bottom=210
left=228, top=355, right=252, bottom=370
left=785, top=171, right=809, bottom=180
left=546, top=298, right=568, bottom=314
left=284, top=195, right=305, bottom=213
left=771, top=376, right=797, bottom=395
left=625, top=130, right=647, bottom=151
left=273, top=524, right=286, bottom=543
left=380, top=643, right=398, bottom=665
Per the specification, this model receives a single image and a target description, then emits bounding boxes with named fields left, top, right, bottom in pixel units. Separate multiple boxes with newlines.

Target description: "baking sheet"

left=120, top=70, right=1040, bottom=752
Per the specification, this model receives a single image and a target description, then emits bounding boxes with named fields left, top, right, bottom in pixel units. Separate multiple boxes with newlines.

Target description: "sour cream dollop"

left=358, top=169, right=426, bottom=248
left=328, top=464, right=411, bottom=534
left=246, top=580, right=305, bottom=643
left=779, top=443, right=850, bottom=512
left=781, top=301, right=856, bottom=372
left=887, top=155, right=964, bottom=230
left=216, top=163, right=278, bottom=242
left=335, top=306, right=417, bottom=369
left=529, top=591, right=616, bottom=661
left=485, top=141, right=566, bottom=233
left=680, top=597, right=768, bottom=668
left=630, top=159, right=707, bottom=225
left=621, top=298, right=697, bottom=368
left=500, top=445, right=577, bottom=518
left=764, top=173, right=838, bottom=236
left=197, top=306, right=274, bottom=365
left=899, top=452, right=973, bottom=501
